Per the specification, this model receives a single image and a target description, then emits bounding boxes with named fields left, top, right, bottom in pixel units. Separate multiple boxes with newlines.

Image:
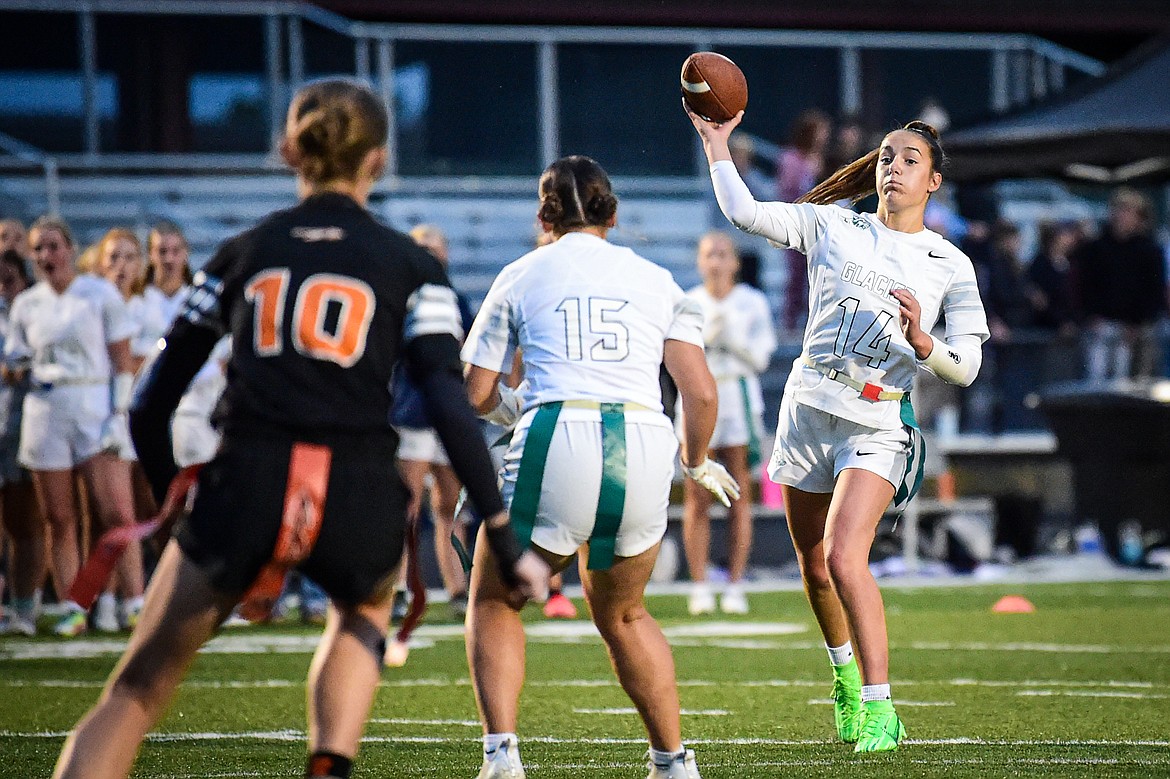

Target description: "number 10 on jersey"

left=556, top=296, right=630, bottom=362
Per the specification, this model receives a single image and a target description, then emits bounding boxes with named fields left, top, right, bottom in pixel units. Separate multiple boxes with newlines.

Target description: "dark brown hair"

left=146, top=221, right=194, bottom=285
left=537, top=155, right=618, bottom=236
left=286, top=79, right=389, bottom=185
left=798, top=120, right=945, bottom=206
left=0, top=249, right=32, bottom=286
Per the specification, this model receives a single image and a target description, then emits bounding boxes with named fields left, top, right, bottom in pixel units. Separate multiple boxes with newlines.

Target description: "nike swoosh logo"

left=927, top=250, right=948, bottom=259
left=856, top=451, right=878, bottom=457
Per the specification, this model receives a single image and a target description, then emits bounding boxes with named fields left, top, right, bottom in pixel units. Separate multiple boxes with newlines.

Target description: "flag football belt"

left=239, top=442, right=332, bottom=622
left=801, top=355, right=907, bottom=402
left=557, top=399, right=654, bottom=413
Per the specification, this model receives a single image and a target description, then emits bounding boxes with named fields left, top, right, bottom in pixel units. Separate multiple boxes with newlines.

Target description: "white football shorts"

left=767, top=395, right=912, bottom=495
left=500, top=405, right=678, bottom=560
left=18, top=384, right=109, bottom=471
left=395, top=426, right=450, bottom=467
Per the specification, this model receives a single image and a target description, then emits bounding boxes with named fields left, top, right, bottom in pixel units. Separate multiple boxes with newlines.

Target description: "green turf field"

left=3, top=579, right=1169, bottom=778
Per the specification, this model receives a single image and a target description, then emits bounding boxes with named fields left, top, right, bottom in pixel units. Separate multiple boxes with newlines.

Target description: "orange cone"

left=992, top=595, right=1036, bottom=613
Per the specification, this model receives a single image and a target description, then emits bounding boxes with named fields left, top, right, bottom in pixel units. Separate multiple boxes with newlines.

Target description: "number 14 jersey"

left=760, top=202, right=989, bottom=431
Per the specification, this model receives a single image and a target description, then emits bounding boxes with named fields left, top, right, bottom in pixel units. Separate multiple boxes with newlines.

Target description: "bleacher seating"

left=0, top=172, right=715, bottom=307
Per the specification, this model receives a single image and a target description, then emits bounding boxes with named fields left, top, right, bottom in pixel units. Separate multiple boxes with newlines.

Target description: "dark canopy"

left=946, top=38, right=1170, bottom=183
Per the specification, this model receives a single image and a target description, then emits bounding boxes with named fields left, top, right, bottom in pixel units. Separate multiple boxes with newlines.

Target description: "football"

left=681, top=51, right=748, bottom=122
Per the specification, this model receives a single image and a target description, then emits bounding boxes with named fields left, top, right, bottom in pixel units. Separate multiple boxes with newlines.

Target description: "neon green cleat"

left=831, top=659, right=863, bottom=743
left=854, top=700, right=906, bottom=753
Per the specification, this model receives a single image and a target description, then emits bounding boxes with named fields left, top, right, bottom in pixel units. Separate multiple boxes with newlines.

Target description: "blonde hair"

left=286, top=79, right=389, bottom=185
left=799, top=120, right=945, bottom=206
left=409, top=223, right=449, bottom=263
left=96, top=227, right=146, bottom=296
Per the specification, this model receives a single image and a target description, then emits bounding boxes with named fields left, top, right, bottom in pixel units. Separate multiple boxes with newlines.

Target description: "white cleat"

left=720, top=585, right=749, bottom=615
left=476, top=738, right=525, bottom=779
left=646, top=748, right=701, bottom=779
left=687, top=585, right=716, bottom=616
left=94, top=594, right=120, bottom=633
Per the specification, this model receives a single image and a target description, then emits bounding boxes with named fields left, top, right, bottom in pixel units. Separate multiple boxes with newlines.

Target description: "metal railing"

left=0, top=130, right=60, bottom=216
left=0, top=0, right=1105, bottom=187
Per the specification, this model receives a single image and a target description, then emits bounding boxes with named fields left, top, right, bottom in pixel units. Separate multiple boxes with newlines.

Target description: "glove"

left=683, top=457, right=741, bottom=508
left=481, top=380, right=526, bottom=428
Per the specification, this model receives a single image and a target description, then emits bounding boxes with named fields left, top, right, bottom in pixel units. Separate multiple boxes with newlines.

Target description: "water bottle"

left=1118, top=521, right=1144, bottom=566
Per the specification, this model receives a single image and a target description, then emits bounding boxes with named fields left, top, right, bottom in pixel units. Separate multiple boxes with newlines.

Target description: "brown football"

left=681, top=51, right=748, bottom=122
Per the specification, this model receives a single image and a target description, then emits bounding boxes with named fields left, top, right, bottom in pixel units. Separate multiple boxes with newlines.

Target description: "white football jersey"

left=686, top=282, right=777, bottom=380
left=4, top=274, right=136, bottom=385
left=744, top=200, right=989, bottom=430
left=462, top=231, right=704, bottom=413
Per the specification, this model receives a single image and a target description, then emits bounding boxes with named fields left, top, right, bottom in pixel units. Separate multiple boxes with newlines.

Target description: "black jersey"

left=190, top=192, right=454, bottom=431
left=131, top=191, right=504, bottom=519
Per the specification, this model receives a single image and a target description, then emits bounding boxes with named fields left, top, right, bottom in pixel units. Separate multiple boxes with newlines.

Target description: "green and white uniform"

left=462, top=232, right=703, bottom=566
left=682, top=282, right=775, bottom=456
left=710, top=160, right=989, bottom=500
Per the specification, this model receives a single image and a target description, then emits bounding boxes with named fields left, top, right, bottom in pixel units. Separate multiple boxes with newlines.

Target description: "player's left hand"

left=684, top=458, right=741, bottom=508
left=890, top=287, right=932, bottom=359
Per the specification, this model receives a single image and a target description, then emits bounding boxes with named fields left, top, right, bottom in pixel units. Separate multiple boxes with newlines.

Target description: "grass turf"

left=2, top=579, right=1168, bottom=778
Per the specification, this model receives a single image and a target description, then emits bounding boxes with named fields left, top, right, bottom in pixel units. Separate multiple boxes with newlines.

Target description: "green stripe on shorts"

left=587, top=403, right=628, bottom=570
left=508, top=401, right=563, bottom=550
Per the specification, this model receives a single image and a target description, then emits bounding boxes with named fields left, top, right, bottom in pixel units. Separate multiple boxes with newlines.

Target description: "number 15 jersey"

left=462, top=232, right=704, bottom=414
left=749, top=198, right=989, bottom=431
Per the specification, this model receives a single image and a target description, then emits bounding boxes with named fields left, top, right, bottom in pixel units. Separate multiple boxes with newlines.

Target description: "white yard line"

left=572, top=708, right=731, bottom=716
left=4, top=731, right=1169, bottom=748
left=1017, top=689, right=1169, bottom=699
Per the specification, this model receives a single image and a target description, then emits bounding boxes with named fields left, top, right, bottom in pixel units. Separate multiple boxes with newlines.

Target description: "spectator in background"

left=143, top=222, right=194, bottom=332
left=727, top=133, right=773, bottom=292
left=1074, top=188, right=1167, bottom=381
left=94, top=228, right=152, bottom=632
left=0, top=249, right=43, bottom=636
left=729, top=133, right=774, bottom=201
left=1027, top=220, right=1081, bottom=336
left=979, top=220, right=1031, bottom=343
left=680, top=231, right=775, bottom=616
left=3, top=216, right=143, bottom=638
left=823, top=115, right=865, bottom=181
left=391, top=223, right=475, bottom=620
left=776, top=109, right=832, bottom=332
left=0, top=219, right=28, bottom=258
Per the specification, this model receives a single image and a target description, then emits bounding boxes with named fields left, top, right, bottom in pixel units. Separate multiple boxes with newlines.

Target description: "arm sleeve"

left=404, top=262, right=505, bottom=518
left=919, top=333, right=983, bottom=387
left=710, top=160, right=827, bottom=253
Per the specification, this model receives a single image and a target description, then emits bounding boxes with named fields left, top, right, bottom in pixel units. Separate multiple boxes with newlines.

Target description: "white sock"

left=484, top=733, right=518, bottom=755
left=63, top=600, right=85, bottom=614
left=861, top=683, right=891, bottom=702
left=649, top=746, right=685, bottom=765
left=826, top=641, right=854, bottom=667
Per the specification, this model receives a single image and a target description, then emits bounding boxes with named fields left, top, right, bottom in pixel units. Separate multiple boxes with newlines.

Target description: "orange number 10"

left=245, top=270, right=376, bottom=368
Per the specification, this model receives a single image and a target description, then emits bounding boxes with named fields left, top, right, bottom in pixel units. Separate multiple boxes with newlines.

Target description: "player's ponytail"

left=798, top=120, right=945, bottom=207
left=286, top=79, right=388, bottom=185
left=538, top=155, right=618, bottom=237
